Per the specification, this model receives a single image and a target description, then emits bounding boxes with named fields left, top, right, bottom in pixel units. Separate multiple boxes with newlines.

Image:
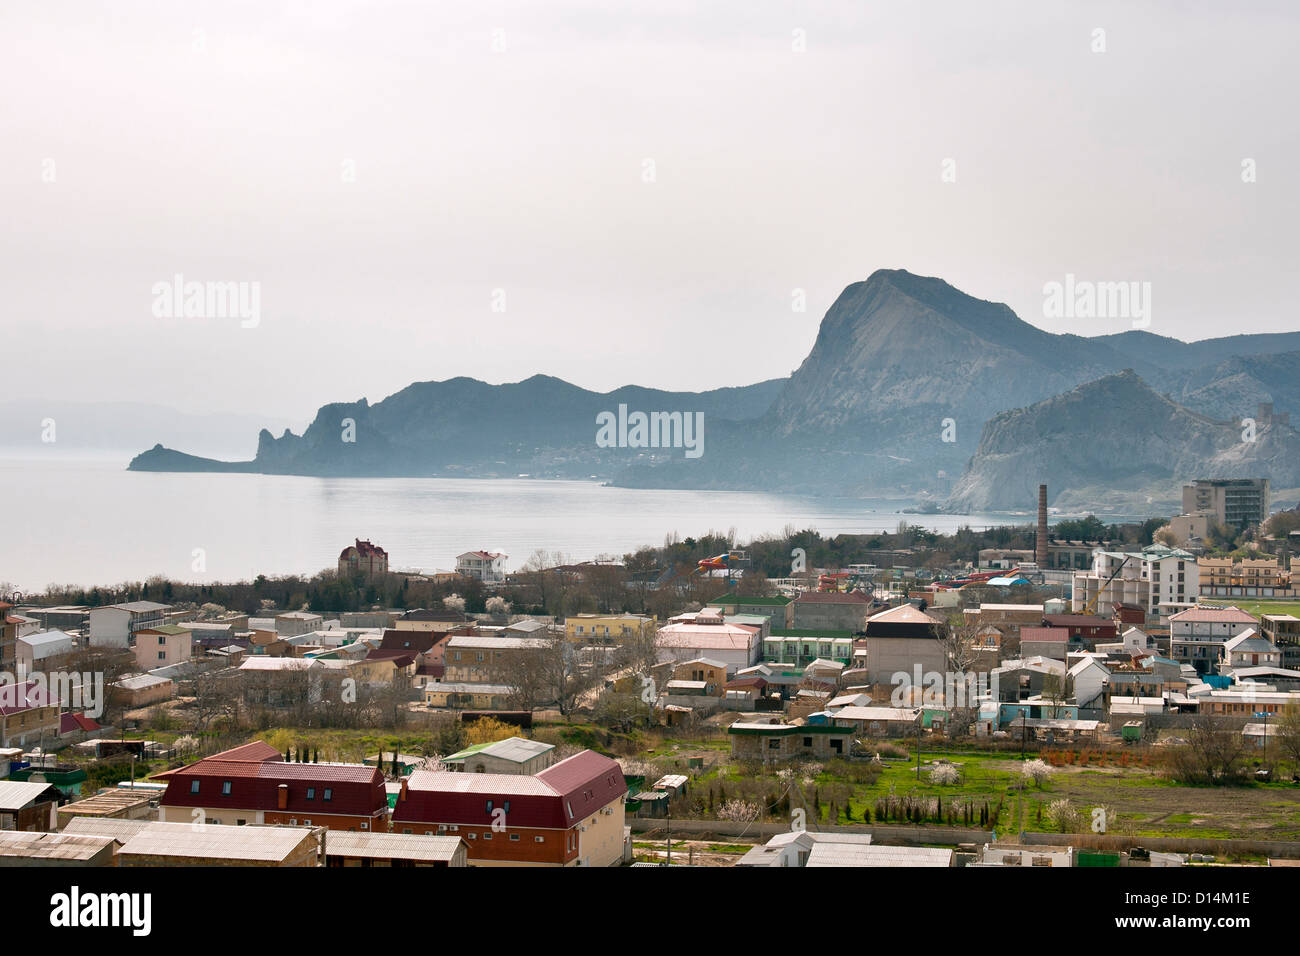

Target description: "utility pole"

left=664, top=801, right=672, bottom=866
left=916, top=716, right=923, bottom=780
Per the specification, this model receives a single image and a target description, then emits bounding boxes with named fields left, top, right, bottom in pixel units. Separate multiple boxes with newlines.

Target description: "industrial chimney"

left=1036, top=484, right=1049, bottom=567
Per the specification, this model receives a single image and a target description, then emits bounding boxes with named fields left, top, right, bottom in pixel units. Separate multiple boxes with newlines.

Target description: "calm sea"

left=0, top=457, right=1096, bottom=592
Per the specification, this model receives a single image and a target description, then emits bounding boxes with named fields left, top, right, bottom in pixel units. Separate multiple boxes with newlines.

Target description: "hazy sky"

left=2, top=1, right=1295, bottom=422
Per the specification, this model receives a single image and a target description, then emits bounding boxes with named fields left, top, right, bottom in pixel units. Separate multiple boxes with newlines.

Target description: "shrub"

left=929, top=763, right=960, bottom=785
left=1021, top=758, right=1054, bottom=788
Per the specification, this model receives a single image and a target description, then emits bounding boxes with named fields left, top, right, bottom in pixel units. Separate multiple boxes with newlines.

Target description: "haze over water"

left=0, top=458, right=1126, bottom=593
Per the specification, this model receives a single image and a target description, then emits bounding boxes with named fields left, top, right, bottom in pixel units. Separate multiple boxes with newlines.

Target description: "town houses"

left=5, top=507, right=1300, bottom=872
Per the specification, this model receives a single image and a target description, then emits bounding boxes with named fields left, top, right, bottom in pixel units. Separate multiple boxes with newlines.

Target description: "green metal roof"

left=442, top=741, right=495, bottom=762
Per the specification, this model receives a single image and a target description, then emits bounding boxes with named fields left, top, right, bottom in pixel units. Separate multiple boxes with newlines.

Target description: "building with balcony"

left=1182, top=478, right=1270, bottom=530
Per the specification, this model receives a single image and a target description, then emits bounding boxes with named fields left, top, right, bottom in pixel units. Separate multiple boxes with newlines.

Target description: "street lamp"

left=1255, top=711, right=1272, bottom=772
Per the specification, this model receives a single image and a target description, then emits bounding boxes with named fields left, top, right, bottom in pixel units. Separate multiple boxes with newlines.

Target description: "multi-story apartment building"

left=0, top=602, right=19, bottom=673
left=1071, top=546, right=1197, bottom=620
left=1260, top=613, right=1300, bottom=669
left=563, top=613, right=656, bottom=645
left=1198, top=555, right=1290, bottom=598
left=392, top=750, right=627, bottom=866
left=442, top=635, right=549, bottom=683
left=1182, top=478, right=1270, bottom=530
left=88, top=601, right=170, bottom=649
left=1167, top=605, right=1258, bottom=676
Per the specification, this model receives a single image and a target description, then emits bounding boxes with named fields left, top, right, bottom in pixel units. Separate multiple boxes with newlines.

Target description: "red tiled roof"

left=340, top=538, right=387, bottom=560
left=59, top=712, right=102, bottom=734
left=210, top=741, right=285, bottom=763
left=0, top=681, right=59, bottom=716
left=394, top=750, right=626, bottom=830
left=1021, top=627, right=1067, bottom=644
left=379, top=629, right=436, bottom=653
left=1043, top=614, right=1112, bottom=628
left=158, top=758, right=386, bottom=817
left=1169, top=606, right=1257, bottom=624
left=365, top=649, right=417, bottom=667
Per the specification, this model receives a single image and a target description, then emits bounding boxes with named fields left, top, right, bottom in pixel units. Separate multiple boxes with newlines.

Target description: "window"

left=159, top=635, right=166, bottom=644
left=503, top=801, right=510, bottom=813
left=307, top=788, right=316, bottom=800
left=304, top=820, right=311, bottom=825
left=222, top=781, right=232, bottom=796
left=768, top=739, right=780, bottom=750
left=509, top=833, right=520, bottom=841
left=468, top=832, right=477, bottom=840
left=360, top=822, right=369, bottom=830
left=323, top=789, right=332, bottom=801
left=803, top=737, right=813, bottom=747
left=483, top=833, right=493, bottom=840
left=190, top=780, right=200, bottom=794
left=535, top=836, right=545, bottom=843
left=486, top=800, right=494, bottom=813
left=159, top=651, right=166, bottom=660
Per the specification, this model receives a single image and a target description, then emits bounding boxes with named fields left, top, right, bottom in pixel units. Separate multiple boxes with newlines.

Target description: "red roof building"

left=338, top=539, right=389, bottom=579
left=393, top=750, right=627, bottom=866
left=155, top=742, right=387, bottom=831
left=0, top=681, right=61, bottom=749
left=1041, top=614, right=1117, bottom=644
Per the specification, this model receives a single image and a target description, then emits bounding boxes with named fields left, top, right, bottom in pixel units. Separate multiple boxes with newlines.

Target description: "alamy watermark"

left=1042, top=273, right=1151, bottom=329
left=890, top=665, right=998, bottom=708
left=0, top=666, right=105, bottom=720
left=595, top=404, right=704, bottom=458
left=152, top=273, right=261, bottom=328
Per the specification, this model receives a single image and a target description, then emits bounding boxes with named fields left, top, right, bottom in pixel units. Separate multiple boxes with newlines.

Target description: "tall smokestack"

left=1036, top=484, right=1049, bottom=567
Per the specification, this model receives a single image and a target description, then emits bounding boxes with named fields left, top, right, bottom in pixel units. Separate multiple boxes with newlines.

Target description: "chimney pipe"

left=277, top=783, right=288, bottom=810
left=399, top=778, right=409, bottom=802
left=1036, top=484, right=1049, bottom=568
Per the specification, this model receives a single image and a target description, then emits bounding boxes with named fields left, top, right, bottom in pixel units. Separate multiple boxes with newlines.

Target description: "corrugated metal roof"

left=0, top=780, right=61, bottom=811
left=806, top=843, right=952, bottom=867
left=325, top=831, right=463, bottom=862
left=117, top=822, right=319, bottom=862
left=0, top=831, right=116, bottom=860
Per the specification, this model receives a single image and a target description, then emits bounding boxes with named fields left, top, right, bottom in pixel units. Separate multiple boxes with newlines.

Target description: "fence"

left=628, top=818, right=1300, bottom=858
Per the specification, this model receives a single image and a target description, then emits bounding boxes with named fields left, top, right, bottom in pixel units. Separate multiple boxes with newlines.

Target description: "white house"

left=1222, top=629, right=1281, bottom=670
left=1068, top=656, right=1110, bottom=713
left=455, top=551, right=508, bottom=584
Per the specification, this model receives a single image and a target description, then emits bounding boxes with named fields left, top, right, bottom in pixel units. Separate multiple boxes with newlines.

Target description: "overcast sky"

left=2, top=1, right=1295, bottom=422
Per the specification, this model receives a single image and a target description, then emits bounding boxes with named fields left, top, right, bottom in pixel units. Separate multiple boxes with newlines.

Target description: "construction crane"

left=1081, top=554, right=1131, bottom=616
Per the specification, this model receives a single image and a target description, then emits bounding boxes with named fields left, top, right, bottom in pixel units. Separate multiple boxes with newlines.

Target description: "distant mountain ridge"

left=129, top=269, right=1298, bottom=511
left=946, top=370, right=1300, bottom=512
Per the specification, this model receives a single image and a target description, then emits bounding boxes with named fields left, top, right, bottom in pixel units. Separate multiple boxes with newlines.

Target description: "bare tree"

left=1166, top=715, right=1248, bottom=784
